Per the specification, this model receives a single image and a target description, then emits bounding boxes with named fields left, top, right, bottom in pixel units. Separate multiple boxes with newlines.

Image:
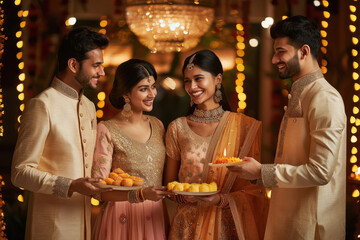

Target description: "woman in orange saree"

left=164, top=49, right=269, bottom=240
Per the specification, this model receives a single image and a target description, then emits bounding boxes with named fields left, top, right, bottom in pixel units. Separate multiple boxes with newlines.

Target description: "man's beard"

left=278, top=53, right=300, bottom=79
left=75, top=66, right=96, bottom=90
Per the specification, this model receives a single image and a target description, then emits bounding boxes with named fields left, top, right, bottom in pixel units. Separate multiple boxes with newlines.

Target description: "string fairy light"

left=0, top=175, right=7, bottom=240
left=96, top=91, right=106, bottom=120
left=319, top=0, right=330, bottom=74
left=94, top=16, right=108, bottom=121
left=348, top=1, right=360, bottom=203
left=0, top=2, right=7, bottom=238
left=15, top=0, right=28, bottom=129
left=0, top=0, right=5, bottom=138
left=235, top=23, right=247, bottom=112
left=99, top=16, right=107, bottom=35
left=13, top=1, right=28, bottom=224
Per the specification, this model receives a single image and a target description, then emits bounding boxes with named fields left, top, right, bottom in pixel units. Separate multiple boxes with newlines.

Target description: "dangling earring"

left=190, top=99, right=194, bottom=107
left=214, top=84, right=222, bottom=103
left=121, top=96, right=133, bottom=119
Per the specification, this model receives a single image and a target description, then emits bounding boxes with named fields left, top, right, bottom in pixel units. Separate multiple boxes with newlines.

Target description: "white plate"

left=172, top=190, right=219, bottom=196
left=208, top=161, right=245, bottom=167
left=94, top=182, right=142, bottom=191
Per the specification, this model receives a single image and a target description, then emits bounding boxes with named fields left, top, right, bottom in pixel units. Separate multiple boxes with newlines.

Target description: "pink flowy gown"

left=92, top=116, right=167, bottom=240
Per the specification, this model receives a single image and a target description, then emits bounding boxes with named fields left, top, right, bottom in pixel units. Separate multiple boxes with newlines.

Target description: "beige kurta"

left=261, top=70, right=346, bottom=240
left=11, top=78, right=97, bottom=240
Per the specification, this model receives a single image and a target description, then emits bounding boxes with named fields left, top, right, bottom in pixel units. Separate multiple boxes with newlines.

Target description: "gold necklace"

left=189, top=106, right=224, bottom=123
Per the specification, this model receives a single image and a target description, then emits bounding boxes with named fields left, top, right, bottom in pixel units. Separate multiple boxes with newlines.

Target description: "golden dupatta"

left=193, top=112, right=268, bottom=240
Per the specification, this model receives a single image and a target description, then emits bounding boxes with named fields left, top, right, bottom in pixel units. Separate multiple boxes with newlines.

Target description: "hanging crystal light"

left=125, top=0, right=215, bottom=53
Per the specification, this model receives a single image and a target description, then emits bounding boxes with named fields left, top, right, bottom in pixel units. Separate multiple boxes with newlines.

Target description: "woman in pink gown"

left=91, top=59, right=169, bottom=240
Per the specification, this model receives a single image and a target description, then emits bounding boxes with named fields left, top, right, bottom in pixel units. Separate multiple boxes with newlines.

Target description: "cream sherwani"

left=261, top=70, right=346, bottom=240
left=11, top=78, right=97, bottom=240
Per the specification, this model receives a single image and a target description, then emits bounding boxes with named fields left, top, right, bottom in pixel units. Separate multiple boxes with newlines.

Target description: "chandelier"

left=125, top=0, right=215, bottom=53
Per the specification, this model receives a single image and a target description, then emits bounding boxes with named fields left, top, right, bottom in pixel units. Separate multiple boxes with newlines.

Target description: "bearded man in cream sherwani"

left=11, top=27, right=110, bottom=240
left=228, top=16, right=346, bottom=240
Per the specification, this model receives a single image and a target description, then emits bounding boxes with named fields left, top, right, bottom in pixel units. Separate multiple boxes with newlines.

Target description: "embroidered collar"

left=51, top=77, right=82, bottom=99
left=287, top=69, right=323, bottom=117
left=290, top=69, right=323, bottom=97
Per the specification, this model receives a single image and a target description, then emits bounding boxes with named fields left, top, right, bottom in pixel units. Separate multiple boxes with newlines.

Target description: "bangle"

left=136, top=189, right=144, bottom=203
left=128, top=190, right=139, bottom=203
left=136, top=189, right=140, bottom=202
left=139, top=188, right=145, bottom=201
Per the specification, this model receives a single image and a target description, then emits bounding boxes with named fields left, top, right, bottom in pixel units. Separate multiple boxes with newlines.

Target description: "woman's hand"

left=184, top=194, right=221, bottom=207
left=143, top=186, right=172, bottom=201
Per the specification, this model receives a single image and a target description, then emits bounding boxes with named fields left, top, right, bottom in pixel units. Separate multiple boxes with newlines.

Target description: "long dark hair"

left=182, top=49, right=231, bottom=115
left=109, top=59, right=157, bottom=109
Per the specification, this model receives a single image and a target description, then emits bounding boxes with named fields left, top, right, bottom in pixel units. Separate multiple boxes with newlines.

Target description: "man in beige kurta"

left=228, top=16, right=346, bottom=240
left=11, top=27, right=109, bottom=240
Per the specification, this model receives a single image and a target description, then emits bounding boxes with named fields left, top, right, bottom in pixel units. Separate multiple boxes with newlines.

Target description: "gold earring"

left=214, top=84, right=222, bottom=103
left=121, top=97, right=133, bottom=119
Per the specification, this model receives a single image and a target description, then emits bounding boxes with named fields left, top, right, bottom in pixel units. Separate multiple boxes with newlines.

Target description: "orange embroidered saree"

left=168, top=112, right=269, bottom=240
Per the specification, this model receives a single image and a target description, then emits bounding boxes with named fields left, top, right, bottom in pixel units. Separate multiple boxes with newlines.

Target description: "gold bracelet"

left=139, top=188, right=145, bottom=201
left=135, top=189, right=142, bottom=202
left=128, top=190, right=138, bottom=203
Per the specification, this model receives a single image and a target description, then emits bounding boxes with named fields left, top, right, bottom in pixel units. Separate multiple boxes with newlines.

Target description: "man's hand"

left=227, top=157, right=262, bottom=180
left=68, top=177, right=112, bottom=197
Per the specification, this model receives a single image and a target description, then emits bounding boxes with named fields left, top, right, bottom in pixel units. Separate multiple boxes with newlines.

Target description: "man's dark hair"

left=57, top=27, right=109, bottom=73
left=270, top=15, right=321, bottom=59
